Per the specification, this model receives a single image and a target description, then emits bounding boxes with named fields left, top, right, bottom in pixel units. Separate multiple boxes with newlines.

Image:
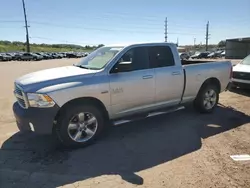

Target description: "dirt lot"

left=0, top=59, right=249, bottom=188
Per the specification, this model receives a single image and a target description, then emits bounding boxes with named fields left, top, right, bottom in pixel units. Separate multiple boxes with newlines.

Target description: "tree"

left=0, top=40, right=11, bottom=45
left=85, top=45, right=91, bottom=49
left=97, top=44, right=104, bottom=48
left=218, top=40, right=226, bottom=47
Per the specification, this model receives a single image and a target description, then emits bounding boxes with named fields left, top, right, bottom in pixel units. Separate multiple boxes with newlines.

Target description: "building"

left=177, top=47, right=187, bottom=53
left=226, top=37, right=250, bottom=59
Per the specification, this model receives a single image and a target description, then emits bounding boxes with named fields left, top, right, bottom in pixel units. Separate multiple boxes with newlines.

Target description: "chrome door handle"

left=172, top=71, right=181, bottom=75
left=142, top=75, right=153, bottom=79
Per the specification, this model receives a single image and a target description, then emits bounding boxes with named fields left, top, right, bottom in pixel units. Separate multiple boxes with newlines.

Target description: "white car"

left=231, top=54, right=250, bottom=88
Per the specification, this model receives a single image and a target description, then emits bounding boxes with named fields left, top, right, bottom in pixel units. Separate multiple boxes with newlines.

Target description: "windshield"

left=75, top=46, right=124, bottom=70
left=241, top=54, right=250, bottom=65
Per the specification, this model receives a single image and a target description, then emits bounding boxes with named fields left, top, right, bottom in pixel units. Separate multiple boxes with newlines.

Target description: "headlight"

left=27, top=93, right=55, bottom=108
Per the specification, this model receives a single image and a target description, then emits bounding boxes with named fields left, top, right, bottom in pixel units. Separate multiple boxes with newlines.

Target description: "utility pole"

left=22, top=0, right=30, bottom=52
left=194, top=38, right=196, bottom=46
left=205, top=21, right=209, bottom=51
left=164, top=17, right=168, bottom=42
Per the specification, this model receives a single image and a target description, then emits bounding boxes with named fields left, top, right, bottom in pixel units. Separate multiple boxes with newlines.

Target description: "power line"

left=30, top=36, right=99, bottom=45
left=28, top=21, right=163, bottom=34
left=26, top=9, right=163, bottom=22
left=0, top=20, right=23, bottom=23
left=29, top=21, right=164, bottom=31
left=168, top=23, right=206, bottom=29
left=25, top=12, right=165, bottom=26
left=168, top=32, right=204, bottom=36
left=30, top=21, right=204, bottom=36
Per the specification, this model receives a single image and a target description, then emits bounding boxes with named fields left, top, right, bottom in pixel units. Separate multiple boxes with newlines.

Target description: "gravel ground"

left=0, top=59, right=249, bottom=188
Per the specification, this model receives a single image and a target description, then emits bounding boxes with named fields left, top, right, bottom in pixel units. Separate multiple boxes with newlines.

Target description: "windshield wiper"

left=73, top=64, right=90, bottom=69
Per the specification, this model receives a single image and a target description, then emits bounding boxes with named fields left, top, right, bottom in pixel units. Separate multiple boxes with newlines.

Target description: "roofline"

left=226, top=37, right=250, bottom=42
left=105, top=42, right=177, bottom=48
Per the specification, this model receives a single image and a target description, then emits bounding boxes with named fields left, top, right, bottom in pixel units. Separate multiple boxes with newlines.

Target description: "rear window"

left=148, top=46, right=175, bottom=68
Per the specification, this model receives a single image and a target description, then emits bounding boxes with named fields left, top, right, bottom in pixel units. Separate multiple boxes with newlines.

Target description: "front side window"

left=75, top=46, right=123, bottom=70
left=110, top=47, right=149, bottom=73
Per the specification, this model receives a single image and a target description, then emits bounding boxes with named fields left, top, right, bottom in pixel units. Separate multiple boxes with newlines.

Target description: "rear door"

left=148, top=45, right=184, bottom=107
left=109, top=47, right=155, bottom=117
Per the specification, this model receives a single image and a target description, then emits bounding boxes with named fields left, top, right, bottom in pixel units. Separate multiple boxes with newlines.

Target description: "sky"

left=0, top=0, right=249, bottom=46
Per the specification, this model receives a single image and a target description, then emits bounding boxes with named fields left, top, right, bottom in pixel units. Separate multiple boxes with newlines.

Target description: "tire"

left=55, top=104, right=106, bottom=148
left=194, top=84, right=219, bottom=113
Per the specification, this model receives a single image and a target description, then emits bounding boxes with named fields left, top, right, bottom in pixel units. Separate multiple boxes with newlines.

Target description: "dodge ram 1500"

left=13, top=42, right=232, bottom=147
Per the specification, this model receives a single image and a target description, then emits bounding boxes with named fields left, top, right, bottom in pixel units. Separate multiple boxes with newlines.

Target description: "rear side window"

left=148, top=46, right=175, bottom=68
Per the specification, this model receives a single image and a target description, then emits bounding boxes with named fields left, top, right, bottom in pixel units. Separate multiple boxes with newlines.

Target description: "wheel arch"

left=53, top=97, right=109, bottom=131
left=199, top=77, right=221, bottom=94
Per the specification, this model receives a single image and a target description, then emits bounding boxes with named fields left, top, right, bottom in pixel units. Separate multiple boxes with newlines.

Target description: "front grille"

left=14, top=84, right=28, bottom=108
left=15, top=86, right=23, bottom=96
left=232, top=72, right=250, bottom=80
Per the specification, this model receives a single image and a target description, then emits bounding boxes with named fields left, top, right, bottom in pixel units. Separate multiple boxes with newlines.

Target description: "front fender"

left=47, top=77, right=111, bottom=114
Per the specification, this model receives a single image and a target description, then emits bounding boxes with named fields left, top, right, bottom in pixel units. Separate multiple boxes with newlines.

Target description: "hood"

left=16, top=66, right=99, bottom=92
left=233, top=64, right=250, bottom=73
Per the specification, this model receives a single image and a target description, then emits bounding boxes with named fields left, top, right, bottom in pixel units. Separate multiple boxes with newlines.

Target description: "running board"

left=113, top=106, right=185, bottom=126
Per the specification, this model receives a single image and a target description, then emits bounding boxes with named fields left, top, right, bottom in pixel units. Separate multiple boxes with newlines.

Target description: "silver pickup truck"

left=13, top=43, right=232, bottom=147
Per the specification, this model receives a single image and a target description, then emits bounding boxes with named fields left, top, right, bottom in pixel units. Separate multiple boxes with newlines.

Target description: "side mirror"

left=111, top=67, right=120, bottom=74
left=111, top=61, right=132, bottom=73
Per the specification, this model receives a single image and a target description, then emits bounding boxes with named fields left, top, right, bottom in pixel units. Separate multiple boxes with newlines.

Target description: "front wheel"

left=194, top=84, right=219, bottom=113
left=55, top=104, right=105, bottom=148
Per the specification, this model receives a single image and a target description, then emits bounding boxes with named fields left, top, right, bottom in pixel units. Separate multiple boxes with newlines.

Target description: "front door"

left=109, top=47, right=155, bottom=118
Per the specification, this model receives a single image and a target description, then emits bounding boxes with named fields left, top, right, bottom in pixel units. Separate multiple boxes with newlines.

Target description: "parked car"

left=220, top=51, right=225, bottom=57
left=13, top=42, right=232, bottom=147
left=50, top=53, right=60, bottom=59
left=207, top=51, right=223, bottom=58
left=57, top=53, right=65, bottom=58
left=0, top=53, right=12, bottom=61
left=35, top=53, right=49, bottom=60
left=5, top=53, right=16, bottom=60
left=13, top=52, right=24, bottom=61
left=230, top=54, right=250, bottom=89
left=191, top=52, right=210, bottom=59
left=44, top=53, right=53, bottom=59
left=20, top=53, right=43, bottom=61
left=179, top=52, right=190, bottom=60
left=66, top=52, right=78, bottom=58
left=84, top=52, right=89, bottom=57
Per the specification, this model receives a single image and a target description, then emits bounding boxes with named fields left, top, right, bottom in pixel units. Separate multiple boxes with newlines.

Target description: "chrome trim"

left=14, top=83, right=28, bottom=109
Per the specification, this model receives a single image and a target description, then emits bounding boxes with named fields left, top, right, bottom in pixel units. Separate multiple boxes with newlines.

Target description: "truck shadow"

left=1, top=105, right=250, bottom=186
left=229, top=88, right=250, bottom=97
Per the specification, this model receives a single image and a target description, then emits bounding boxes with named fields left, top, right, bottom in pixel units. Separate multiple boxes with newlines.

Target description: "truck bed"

left=181, top=59, right=216, bottom=65
left=181, top=60, right=232, bottom=104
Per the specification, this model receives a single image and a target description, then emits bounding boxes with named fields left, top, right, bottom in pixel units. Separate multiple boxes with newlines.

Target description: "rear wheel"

left=55, top=104, right=105, bottom=148
left=194, top=84, right=219, bottom=113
